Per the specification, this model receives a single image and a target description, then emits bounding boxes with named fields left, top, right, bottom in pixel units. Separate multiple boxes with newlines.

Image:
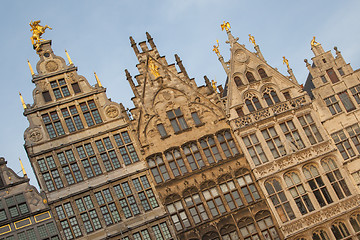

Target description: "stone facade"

left=218, top=27, right=360, bottom=240
left=0, top=157, right=60, bottom=239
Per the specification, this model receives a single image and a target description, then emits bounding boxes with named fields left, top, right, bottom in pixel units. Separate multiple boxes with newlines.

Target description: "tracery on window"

left=183, top=142, right=205, bottom=170
left=350, top=212, right=360, bottom=235
left=165, top=194, right=190, bottom=232
left=165, top=148, right=188, bottom=177
left=312, top=229, right=330, bottom=240
left=218, top=174, right=243, bottom=210
left=202, top=231, right=220, bottom=240
left=255, top=211, right=280, bottom=240
left=201, top=181, right=226, bottom=217
left=263, top=87, right=280, bottom=106
left=238, top=217, right=260, bottom=240
left=147, top=154, right=170, bottom=184
left=331, top=221, right=350, bottom=240
left=220, top=224, right=240, bottom=240
left=216, top=130, right=239, bottom=158
left=235, top=168, right=260, bottom=204
left=183, top=187, right=209, bottom=224
left=245, top=92, right=263, bottom=112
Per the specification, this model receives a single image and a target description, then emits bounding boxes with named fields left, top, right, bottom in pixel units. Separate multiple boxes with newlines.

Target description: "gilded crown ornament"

left=29, top=20, right=52, bottom=51
left=221, top=21, right=231, bottom=31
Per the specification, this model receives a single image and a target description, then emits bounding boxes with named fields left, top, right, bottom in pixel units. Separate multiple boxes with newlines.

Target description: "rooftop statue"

left=221, top=21, right=231, bottom=31
left=310, top=36, right=320, bottom=47
left=30, top=20, right=52, bottom=50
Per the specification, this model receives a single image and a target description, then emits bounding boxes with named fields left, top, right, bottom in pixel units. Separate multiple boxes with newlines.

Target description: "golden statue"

left=310, top=36, right=320, bottom=47
left=249, top=34, right=256, bottom=47
left=283, top=56, right=290, bottom=70
left=30, top=20, right=52, bottom=49
left=213, top=40, right=220, bottom=55
left=148, top=58, right=160, bottom=78
left=211, top=80, right=217, bottom=91
left=221, top=21, right=231, bottom=31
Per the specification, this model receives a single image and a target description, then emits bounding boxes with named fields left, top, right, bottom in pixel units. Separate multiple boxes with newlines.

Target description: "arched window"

left=183, top=187, right=209, bottom=224
left=165, top=194, right=191, bottom=231
left=303, top=165, right=333, bottom=207
left=202, top=231, right=220, bottom=240
left=235, top=169, right=260, bottom=204
left=238, top=217, right=260, bottom=239
left=234, top=76, right=243, bottom=87
left=246, top=72, right=256, bottom=83
left=263, top=87, right=280, bottom=106
left=255, top=211, right=280, bottom=240
left=216, top=130, right=239, bottom=158
left=265, top=179, right=295, bottom=222
left=218, top=174, right=243, bottom=210
left=147, top=154, right=170, bottom=184
left=258, top=68, right=268, bottom=78
left=331, top=222, right=350, bottom=239
left=201, top=181, right=226, bottom=218
left=321, top=158, right=351, bottom=199
left=245, top=96, right=262, bottom=112
left=165, top=148, right=188, bottom=177
left=350, top=213, right=360, bottom=235
left=312, top=230, right=330, bottom=240
left=199, top=136, right=222, bottom=164
left=220, top=224, right=240, bottom=240
left=183, top=142, right=205, bottom=171
left=284, top=172, right=315, bottom=215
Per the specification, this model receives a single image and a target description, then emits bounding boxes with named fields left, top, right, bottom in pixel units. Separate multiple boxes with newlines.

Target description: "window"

left=94, top=189, right=121, bottom=226
left=217, top=131, right=239, bottom=158
left=263, top=88, right=280, bottom=106
left=132, top=175, right=159, bottom=211
left=50, top=78, right=70, bottom=99
left=202, top=182, right=226, bottom=217
left=133, top=229, right=151, bottom=240
left=166, top=195, right=190, bottom=231
left=42, top=91, right=52, bottom=102
left=265, top=179, right=295, bottom=222
left=75, top=196, right=102, bottom=233
left=165, top=149, right=188, bottom=177
left=246, top=97, right=262, bottom=112
left=71, top=83, right=81, bottom=94
left=331, top=130, right=355, bottom=160
left=321, top=158, right=351, bottom=199
left=113, top=182, right=140, bottom=218
left=37, top=156, right=63, bottom=191
left=303, top=165, right=333, bottom=207
left=283, top=91, right=291, bottom=100
left=0, top=201, right=7, bottom=222
left=61, top=106, right=84, bottom=132
left=284, top=172, right=314, bottom=215
left=321, top=75, right=327, bottom=83
left=255, top=211, right=280, bottom=240
left=55, top=204, right=82, bottom=239
left=191, top=112, right=202, bottom=126
left=152, top=222, right=173, bottom=240
left=199, top=136, right=222, bottom=164
left=352, top=170, right=360, bottom=189
left=95, top=137, right=121, bottom=171
left=234, top=76, right=243, bottom=86
left=220, top=224, right=240, bottom=240
left=5, top=194, right=29, bottom=218
left=57, top=150, right=83, bottom=185
left=113, top=131, right=139, bottom=165
left=167, top=108, right=188, bottom=133
left=37, top=222, right=59, bottom=239
left=183, top=142, right=205, bottom=170
left=338, top=68, right=345, bottom=76
left=79, top=100, right=102, bottom=127
left=350, top=213, right=360, bottom=237
left=331, top=222, right=350, bottom=239
left=157, top=124, right=168, bottom=138
left=42, top=112, right=65, bottom=138
left=183, top=188, right=209, bottom=224
left=298, top=114, right=323, bottom=145
left=258, top=68, right=268, bottom=78
left=202, top=231, right=220, bottom=240
left=236, top=107, right=244, bottom=117
left=326, top=68, right=339, bottom=83
left=338, top=91, right=355, bottom=112
left=350, top=84, right=360, bottom=104
left=147, top=155, right=170, bottom=184
left=238, top=217, right=260, bottom=240
left=280, top=120, right=305, bottom=150
left=312, top=230, right=330, bottom=240
left=76, top=144, right=102, bottom=178
left=219, top=176, right=243, bottom=210
left=236, top=169, right=260, bottom=203
left=262, top=127, right=286, bottom=159
left=246, top=72, right=256, bottom=83
left=324, top=95, right=342, bottom=115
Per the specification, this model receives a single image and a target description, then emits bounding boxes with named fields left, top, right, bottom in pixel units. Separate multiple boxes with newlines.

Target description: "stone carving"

left=28, top=128, right=43, bottom=142
left=105, top=106, right=119, bottom=118
left=66, top=72, right=77, bottom=82
left=253, top=109, right=270, bottom=121
left=45, top=60, right=58, bottom=72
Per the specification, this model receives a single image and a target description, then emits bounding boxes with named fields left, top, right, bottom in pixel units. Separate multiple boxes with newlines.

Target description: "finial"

left=94, top=72, right=102, bottom=87
left=19, top=92, right=27, bottom=110
left=221, top=21, right=231, bottom=31
left=19, top=158, right=27, bottom=177
left=130, top=36, right=139, bottom=55
left=29, top=20, right=52, bottom=51
left=213, top=40, right=221, bottom=57
left=310, top=36, right=320, bottom=47
left=125, top=69, right=132, bottom=79
left=249, top=34, right=256, bottom=47
left=146, top=32, right=156, bottom=49
left=283, top=56, right=290, bottom=70
left=65, top=49, right=73, bottom=65
left=27, top=60, right=35, bottom=76
left=211, top=79, right=217, bottom=92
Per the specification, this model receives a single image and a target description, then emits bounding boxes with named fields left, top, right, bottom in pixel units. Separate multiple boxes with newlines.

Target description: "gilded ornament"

left=283, top=56, right=290, bottom=70
left=29, top=20, right=52, bottom=50
left=211, top=80, right=217, bottom=91
left=148, top=58, right=160, bottom=78
left=248, top=34, right=256, bottom=47
left=221, top=21, right=231, bottom=31
left=310, top=36, right=320, bottom=47
left=212, top=40, right=220, bottom=56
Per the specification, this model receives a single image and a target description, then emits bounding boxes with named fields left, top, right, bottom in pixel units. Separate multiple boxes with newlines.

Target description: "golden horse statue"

left=30, top=20, right=52, bottom=47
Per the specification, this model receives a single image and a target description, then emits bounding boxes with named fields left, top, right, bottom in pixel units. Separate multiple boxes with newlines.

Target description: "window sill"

left=174, top=127, right=192, bottom=135
left=160, top=134, right=171, bottom=140
left=195, top=123, right=205, bottom=128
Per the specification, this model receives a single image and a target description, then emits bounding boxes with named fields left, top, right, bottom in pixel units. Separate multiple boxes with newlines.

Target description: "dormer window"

left=51, top=78, right=70, bottom=99
left=246, top=72, right=256, bottom=83
left=166, top=108, right=188, bottom=133
left=258, top=68, right=268, bottom=78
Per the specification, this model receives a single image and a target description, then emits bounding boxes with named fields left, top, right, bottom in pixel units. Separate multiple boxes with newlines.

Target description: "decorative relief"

left=27, top=128, right=43, bottom=142
left=105, top=106, right=119, bottom=118
left=66, top=72, right=76, bottom=82
left=253, top=109, right=270, bottom=121
left=45, top=60, right=58, bottom=72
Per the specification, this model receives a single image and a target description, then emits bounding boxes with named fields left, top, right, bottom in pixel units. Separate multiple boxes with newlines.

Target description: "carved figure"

left=221, top=21, right=231, bottom=31
left=249, top=34, right=256, bottom=47
left=283, top=56, right=290, bottom=70
left=211, top=80, right=217, bottom=91
left=148, top=58, right=160, bottom=78
left=310, top=36, right=320, bottom=47
left=29, top=20, right=52, bottom=49
left=212, top=40, right=220, bottom=56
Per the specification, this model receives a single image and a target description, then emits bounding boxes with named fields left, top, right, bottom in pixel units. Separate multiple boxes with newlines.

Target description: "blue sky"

left=1, top=0, right=360, bottom=188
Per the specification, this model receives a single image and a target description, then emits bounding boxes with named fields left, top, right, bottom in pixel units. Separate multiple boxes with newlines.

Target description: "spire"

left=249, top=34, right=265, bottom=61
left=146, top=32, right=156, bottom=49
left=27, top=60, right=35, bottom=76
left=94, top=72, right=102, bottom=87
left=125, top=69, right=140, bottom=99
left=283, top=56, right=298, bottom=84
left=65, top=49, right=73, bottom=65
left=19, top=92, right=27, bottom=109
left=175, top=54, right=189, bottom=79
left=212, top=39, right=229, bottom=74
left=130, top=36, right=140, bottom=55
left=19, top=158, right=27, bottom=177
left=221, top=21, right=238, bottom=47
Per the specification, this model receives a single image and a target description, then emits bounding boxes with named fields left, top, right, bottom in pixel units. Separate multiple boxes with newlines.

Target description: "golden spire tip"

left=65, top=49, right=73, bottom=65
left=94, top=72, right=102, bottom=87
left=19, top=92, right=27, bottom=110
left=27, top=59, right=35, bottom=76
left=19, top=157, right=27, bottom=177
